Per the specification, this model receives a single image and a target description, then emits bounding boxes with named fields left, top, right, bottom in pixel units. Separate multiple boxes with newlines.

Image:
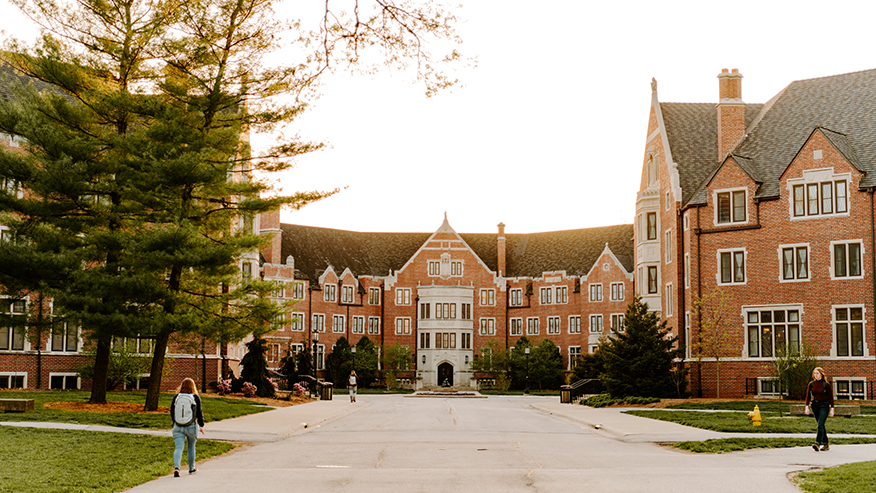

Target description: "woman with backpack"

left=804, top=367, right=835, bottom=452
left=171, top=378, right=205, bottom=477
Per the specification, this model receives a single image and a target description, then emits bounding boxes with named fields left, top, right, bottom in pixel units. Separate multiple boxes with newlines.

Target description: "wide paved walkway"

left=114, top=394, right=876, bottom=493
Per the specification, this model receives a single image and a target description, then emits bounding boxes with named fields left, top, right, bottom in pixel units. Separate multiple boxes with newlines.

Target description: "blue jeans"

left=810, top=401, right=830, bottom=445
left=173, top=423, right=198, bottom=471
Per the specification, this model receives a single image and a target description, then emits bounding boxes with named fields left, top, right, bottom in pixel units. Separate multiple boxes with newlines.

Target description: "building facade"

left=641, top=68, right=876, bottom=399
left=258, top=212, right=634, bottom=389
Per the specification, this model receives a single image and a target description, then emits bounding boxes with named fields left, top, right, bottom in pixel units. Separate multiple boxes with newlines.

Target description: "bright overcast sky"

left=4, top=1, right=876, bottom=235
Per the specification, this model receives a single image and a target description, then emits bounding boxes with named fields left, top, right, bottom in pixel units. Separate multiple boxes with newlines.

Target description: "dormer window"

left=788, top=169, right=850, bottom=220
left=716, top=189, right=746, bottom=224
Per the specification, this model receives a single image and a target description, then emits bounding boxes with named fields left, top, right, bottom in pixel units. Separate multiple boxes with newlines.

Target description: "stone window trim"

left=830, top=240, right=864, bottom=280
left=716, top=248, right=747, bottom=286
left=832, top=305, right=867, bottom=358
left=742, top=304, right=803, bottom=360
left=0, top=372, right=27, bottom=389
left=610, top=282, right=624, bottom=301
left=777, top=243, right=810, bottom=283
left=568, top=315, right=582, bottom=334
left=833, top=377, right=867, bottom=400
left=787, top=169, right=851, bottom=221
left=712, top=187, right=748, bottom=226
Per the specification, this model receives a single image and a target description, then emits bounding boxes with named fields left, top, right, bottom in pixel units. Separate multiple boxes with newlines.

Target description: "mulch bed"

left=42, top=393, right=314, bottom=413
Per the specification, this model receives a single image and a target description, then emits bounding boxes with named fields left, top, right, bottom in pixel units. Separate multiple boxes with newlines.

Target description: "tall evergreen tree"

left=599, top=296, right=686, bottom=398
left=239, top=337, right=274, bottom=397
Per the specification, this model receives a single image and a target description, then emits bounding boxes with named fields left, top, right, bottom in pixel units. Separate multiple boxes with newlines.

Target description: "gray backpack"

left=174, top=393, right=196, bottom=426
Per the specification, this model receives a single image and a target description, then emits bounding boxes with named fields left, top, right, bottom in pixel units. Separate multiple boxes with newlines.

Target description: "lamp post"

left=524, top=346, right=530, bottom=395
left=351, top=345, right=357, bottom=374
left=312, top=331, right=319, bottom=379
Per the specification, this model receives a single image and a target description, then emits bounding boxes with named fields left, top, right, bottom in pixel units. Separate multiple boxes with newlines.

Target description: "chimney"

left=259, top=208, right=282, bottom=264
left=497, top=222, right=506, bottom=277
left=717, top=68, right=745, bottom=161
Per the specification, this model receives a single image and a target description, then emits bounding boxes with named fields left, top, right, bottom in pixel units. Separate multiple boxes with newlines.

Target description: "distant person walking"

left=171, top=378, right=205, bottom=476
left=349, top=371, right=358, bottom=403
left=804, top=367, right=834, bottom=451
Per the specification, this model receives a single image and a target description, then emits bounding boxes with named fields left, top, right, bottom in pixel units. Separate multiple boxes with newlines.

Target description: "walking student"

left=171, top=377, right=205, bottom=476
left=349, top=370, right=357, bottom=403
left=804, top=367, right=834, bottom=451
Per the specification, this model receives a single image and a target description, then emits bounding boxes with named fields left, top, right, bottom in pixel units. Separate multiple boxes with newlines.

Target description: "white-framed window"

left=272, top=282, right=287, bottom=298
left=451, top=260, right=463, bottom=276
left=324, top=284, right=337, bottom=302
left=1, top=177, right=23, bottom=198
left=717, top=248, right=746, bottom=285
left=461, top=333, right=471, bottom=350
left=547, top=316, right=560, bottom=335
left=646, top=212, right=657, bottom=240
left=369, top=287, right=381, bottom=305
left=665, top=191, right=671, bottom=211
left=341, top=285, right=355, bottom=303
left=480, top=289, right=496, bottom=306
left=556, top=286, right=568, bottom=304
left=479, top=318, right=495, bottom=335
left=568, top=315, right=581, bottom=334
left=316, top=345, right=325, bottom=370
left=51, top=322, right=79, bottom=352
left=647, top=266, right=658, bottom=294
left=714, top=188, right=747, bottom=225
left=290, top=343, right=304, bottom=353
left=332, top=315, right=345, bottom=333
left=683, top=212, right=690, bottom=231
left=589, top=284, right=603, bottom=302
left=510, top=288, right=523, bottom=306
left=395, top=317, right=411, bottom=335
left=435, top=332, right=457, bottom=349
left=49, top=373, right=80, bottom=390
left=395, top=288, right=411, bottom=305
left=291, top=312, right=305, bottom=331
left=611, top=314, right=625, bottom=333
left=665, top=283, right=673, bottom=316
left=790, top=175, right=849, bottom=219
left=0, top=372, right=26, bottom=389
left=461, top=303, right=471, bottom=320
left=833, top=306, right=865, bottom=357
left=241, top=261, right=253, bottom=282
left=539, top=287, right=552, bottom=305
left=312, top=313, right=325, bottom=333
left=831, top=241, right=863, bottom=279
left=1, top=300, right=28, bottom=350
left=745, top=306, right=801, bottom=358
left=569, top=346, right=582, bottom=370
left=664, top=229, right=673, bottom=263
left=291, top=282, right=305, bottom=300
left=757, top=377, right=782, bottom=397
left=436, top=303, right=457, bottom=319
left=510, top=318, right=523, bottom=336
left=267, top=343, right=281, bottom=363
left=419, top=332, right=430, bottom=349
left=0, top=226, right=9, bottom=242
left=684, top=254, right=690, bottom=289
left=610, top=282, right=624, bottom=301
left=352, top=316, right=365, bottom=334
left=526, top=317, right=539, bottom=335
left=368, top=317, right=381, bottom=335
left=589, top=345, right=599, bottom=354
left=834, top=378, right=866, bottom=400
left=420, top=302, right=431, bottom=319
left=428, top=260, right=440, bottom=276
left=779, top=244, right=809, bottom=282
left=589, top=315, right=603, bottom=333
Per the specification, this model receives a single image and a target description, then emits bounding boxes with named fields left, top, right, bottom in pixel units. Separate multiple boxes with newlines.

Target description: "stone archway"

left=437, top=362, right=453, bottom=387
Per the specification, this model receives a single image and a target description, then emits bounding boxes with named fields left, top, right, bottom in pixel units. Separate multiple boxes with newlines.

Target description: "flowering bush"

left=293, top=382, right=308, bottom=394
left=268, top=378, right=279, bottom=391
left=242, top=381, right=258, bottom=397
left=218, top=379, right=232, bottom=395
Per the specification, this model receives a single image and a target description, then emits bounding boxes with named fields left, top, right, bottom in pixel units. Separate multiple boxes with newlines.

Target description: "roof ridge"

left=790, top=67, right=876, bottom=84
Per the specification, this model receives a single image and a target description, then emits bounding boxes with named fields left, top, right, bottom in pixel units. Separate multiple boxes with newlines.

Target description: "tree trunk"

left=144, top=328, right=171, bottom=411
left=89, top=335, right=111, bottom=404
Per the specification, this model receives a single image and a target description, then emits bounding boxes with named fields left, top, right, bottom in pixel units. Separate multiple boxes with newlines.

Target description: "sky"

left=3, top=1, right=876, bottom=235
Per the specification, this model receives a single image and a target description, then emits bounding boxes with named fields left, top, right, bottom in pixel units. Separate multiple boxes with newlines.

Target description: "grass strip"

left=664, top=401, right=876, bottom=415
left=793, top=460, right=876, bottom=493
left=0, top=425, right=234, bottom=493
left=0, top=391, right=270, bottom=429
left=625, top=409, right=876, bottom=434
left=673, top=437, right=876, bottom=453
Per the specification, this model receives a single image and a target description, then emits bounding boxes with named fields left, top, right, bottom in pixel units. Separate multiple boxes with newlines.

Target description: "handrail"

left=563, top=378, right=603, bottom=401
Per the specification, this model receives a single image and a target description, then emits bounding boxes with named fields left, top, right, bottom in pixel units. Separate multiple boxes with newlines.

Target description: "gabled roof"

left=660, top=102, right=763, bottom=206
left=667, top=69, right=876, bottom=207
left=279, top=223, right=634, bottom=282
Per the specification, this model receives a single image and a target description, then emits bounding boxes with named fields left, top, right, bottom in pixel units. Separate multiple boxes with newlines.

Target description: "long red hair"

left=178, top=378, right=198, bottom=395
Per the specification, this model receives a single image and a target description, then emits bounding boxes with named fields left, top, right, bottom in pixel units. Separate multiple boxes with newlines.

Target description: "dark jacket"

left=170, top=393, right=205, bottom=427
left=805, top=380, right=835, bottom=408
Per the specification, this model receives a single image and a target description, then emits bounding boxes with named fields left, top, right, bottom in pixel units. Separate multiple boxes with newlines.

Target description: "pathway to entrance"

left=126, top=395, right=876, bottom=492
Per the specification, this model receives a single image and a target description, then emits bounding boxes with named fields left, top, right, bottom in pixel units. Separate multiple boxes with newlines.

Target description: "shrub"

left=581, top=394, right=660, bottom=408
left=241, top=382, right=258, bottom=398
left=217, top=379, right=232, bottom=396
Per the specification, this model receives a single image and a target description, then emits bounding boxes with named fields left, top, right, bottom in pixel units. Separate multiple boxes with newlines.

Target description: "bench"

left=789, top=404, right=860, bottom=417
left=0, top=399, right=35, bottom=413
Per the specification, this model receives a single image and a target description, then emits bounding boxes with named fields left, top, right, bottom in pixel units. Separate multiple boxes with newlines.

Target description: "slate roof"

left=279, top=223, right=634, bottom=282
left=664, top=68, right=876, bottom=206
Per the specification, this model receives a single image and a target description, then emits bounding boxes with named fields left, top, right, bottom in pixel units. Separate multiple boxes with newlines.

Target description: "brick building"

left=258, top=212, right=634, bottom=389
left=640, top=68, right=876, bottom=398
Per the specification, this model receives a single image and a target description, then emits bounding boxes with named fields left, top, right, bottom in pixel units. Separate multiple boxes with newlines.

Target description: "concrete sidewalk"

left=0, top=398, right=364, bottom=443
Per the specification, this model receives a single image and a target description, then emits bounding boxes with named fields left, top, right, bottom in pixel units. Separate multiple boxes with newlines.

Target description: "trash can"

left=560, top=385, right=572, bottom=404
left=319, top=382, right=333, bottom=401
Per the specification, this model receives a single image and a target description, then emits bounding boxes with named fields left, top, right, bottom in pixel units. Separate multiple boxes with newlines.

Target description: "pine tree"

left=599, top=296, right=686, bottom=398
left=239, top=337, right=275, bottom=397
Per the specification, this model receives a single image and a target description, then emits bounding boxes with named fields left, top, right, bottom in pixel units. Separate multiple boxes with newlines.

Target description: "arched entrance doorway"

left=438, top=362, right=453, bottom=387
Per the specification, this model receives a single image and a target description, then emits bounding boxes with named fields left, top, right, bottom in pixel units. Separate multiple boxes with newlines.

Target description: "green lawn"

left=673, top=437, right=876, bottom=453
left=664, top=400, right=876, bottom=414
left=0, top=391, right=271, bottom=429
left=625, top=409, right=876, bottom=434
left=793, top=460, right=876, bottom=493
left=0, top=425, right=234, bottom=493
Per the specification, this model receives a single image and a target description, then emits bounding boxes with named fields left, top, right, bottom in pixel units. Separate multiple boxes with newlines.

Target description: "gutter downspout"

left=694, top=206, right=703, bottom=398
left=871, top=189, right=876, bottom=397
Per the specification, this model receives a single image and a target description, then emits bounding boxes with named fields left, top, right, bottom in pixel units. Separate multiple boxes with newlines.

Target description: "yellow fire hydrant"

left=748, top=405, right=762, bottom=426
